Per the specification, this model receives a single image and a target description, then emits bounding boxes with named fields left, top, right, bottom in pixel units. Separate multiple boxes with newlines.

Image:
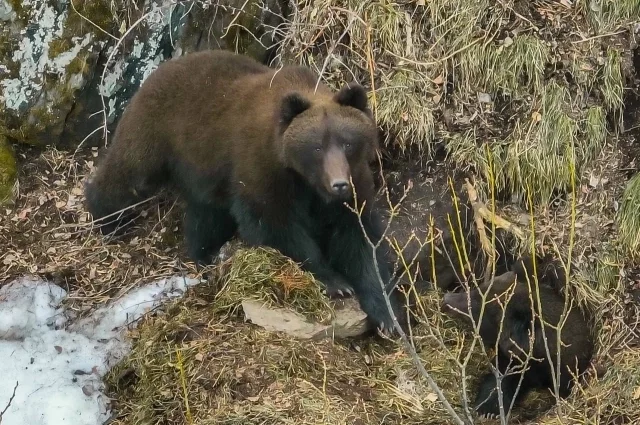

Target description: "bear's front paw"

left=376, top=313, right=398, bottom=336
left=322, top=278, right=355, bottom=298
left=362, top=299, right=401, bottom=336
left=474, top=391, right=502, bottom=419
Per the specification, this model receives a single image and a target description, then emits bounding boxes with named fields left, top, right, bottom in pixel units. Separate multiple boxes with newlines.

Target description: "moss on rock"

left=65, top=0, right=119, bottom=41
left=0, top=134, right=17, bottom=204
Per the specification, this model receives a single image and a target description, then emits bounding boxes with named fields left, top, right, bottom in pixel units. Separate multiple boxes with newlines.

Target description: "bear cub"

left=84, top=50, right=403, bottom=332
left=441, top=255, right=593, bottom=418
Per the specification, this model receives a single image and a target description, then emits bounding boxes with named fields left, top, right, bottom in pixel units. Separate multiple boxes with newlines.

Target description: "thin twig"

left=0, top=381, right=18, bottom=423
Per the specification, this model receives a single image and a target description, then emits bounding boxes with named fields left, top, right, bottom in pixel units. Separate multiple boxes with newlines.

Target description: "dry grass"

left=213, top=246, right=334, bottom=324
left=104, top=271, right=492, bottom=425
left=279, top=0, right=629, bottom=206
left=540, top=345, right=640, bottom=425
left=6, top=143, right=633, bottom=425
left=0, top=147, right=199, bottom=314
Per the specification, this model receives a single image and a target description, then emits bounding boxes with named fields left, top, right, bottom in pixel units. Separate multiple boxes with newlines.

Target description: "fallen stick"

left=463, top=178, right=526, bottom=256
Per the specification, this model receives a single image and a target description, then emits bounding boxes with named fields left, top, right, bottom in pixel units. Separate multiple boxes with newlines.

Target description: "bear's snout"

left=323, top=146, right=352, bottom=198
left=331, top=179, right=350, bottom=195
left=441, top=292, right=471, bottom=316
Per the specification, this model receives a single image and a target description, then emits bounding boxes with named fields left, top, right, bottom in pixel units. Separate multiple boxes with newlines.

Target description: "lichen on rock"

left=0, top=0, right=288, bottom=150
left=0, top=0, right=16, bottom=21
left=0, top=0, right=103, bottom=146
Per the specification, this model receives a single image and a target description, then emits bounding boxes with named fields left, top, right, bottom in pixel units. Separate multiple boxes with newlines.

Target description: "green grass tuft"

left=583, top=106, right=607, bottom=163
left=214, top=247, right=334, bottom=324
left=601, top=48, right=624, bottom=126
left=375, top=70, right=436, bottom=155
left=463, top=34, right=549, bottom=98
left=617, top=173, right=640, bottom=258
left=581, top=0, right=640, bottom=34
left=448, top=82, right=586, bottom=205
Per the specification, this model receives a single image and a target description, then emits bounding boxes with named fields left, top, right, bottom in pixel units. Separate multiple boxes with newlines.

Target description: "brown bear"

left=84, top=49, right=403, bottom=332
left=440, top=255, right=594, bottom=418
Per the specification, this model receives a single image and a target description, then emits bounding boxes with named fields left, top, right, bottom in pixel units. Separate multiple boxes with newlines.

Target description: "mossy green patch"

left=6, top=105, right=58, bottom=145
left=6, top=49, right=92, bottom=146
left=65, top=52, right=91, bottom=76
left=5, top=0, right=29, bottom=23
left=48, top=38, right=74, bottom=59
left=0, top=20, right=20, bottom=79
left=0, top=135, right=17, bottom=204
left=66, top=0, right=119, bottom=41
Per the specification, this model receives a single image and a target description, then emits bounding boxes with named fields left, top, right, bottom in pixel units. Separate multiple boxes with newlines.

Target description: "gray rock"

left=477, top=92, right=493, bottom=104
left=0, top=0, right=289, bottom=148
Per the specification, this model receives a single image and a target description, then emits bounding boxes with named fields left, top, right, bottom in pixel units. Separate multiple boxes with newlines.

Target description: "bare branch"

left=0, top=381, right=18, bottom=423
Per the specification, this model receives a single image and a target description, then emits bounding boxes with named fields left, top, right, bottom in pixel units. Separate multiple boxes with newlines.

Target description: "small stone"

left=477, top=92, right=492, bottom=103
left=242, top=298, right=370, bottom=340
left=426, top=393, right=438, bottom=402
left=82, top=384, right=94, bottom=396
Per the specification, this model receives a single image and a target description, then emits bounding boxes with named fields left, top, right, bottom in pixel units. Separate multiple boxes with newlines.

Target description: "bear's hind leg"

left=85, top=128, right=169, bottom=236
left=185, top=202, right=238, bottom=266
left=474, top=366, right=532, bottom=418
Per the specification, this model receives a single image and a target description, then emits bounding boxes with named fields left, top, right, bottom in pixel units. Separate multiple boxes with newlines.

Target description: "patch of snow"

left=0, top=274, right=202, bottom=425
left=0, top=276, right=67, bottom=340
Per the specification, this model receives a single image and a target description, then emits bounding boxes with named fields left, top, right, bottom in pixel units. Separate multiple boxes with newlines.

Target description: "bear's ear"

left=334, top=83, right=369, bottom=113
left=280, top=92, right=312, bottom=128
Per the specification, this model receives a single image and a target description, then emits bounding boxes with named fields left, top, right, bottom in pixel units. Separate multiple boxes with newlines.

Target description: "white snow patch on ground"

left=0, top=274, right=201, bottom=425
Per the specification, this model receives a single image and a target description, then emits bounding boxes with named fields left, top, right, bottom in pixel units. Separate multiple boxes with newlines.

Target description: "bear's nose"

left=331, top=180, right=350, bottom=194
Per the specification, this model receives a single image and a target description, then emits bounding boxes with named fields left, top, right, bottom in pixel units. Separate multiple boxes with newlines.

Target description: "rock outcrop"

left=0, top=0, right=288, bottom=202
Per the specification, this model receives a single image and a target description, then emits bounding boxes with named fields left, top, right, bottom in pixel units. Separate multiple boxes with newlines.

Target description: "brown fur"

left=441, top=255, right=594, bottom=418
left=85, top=50, right=403, bottom=331
left=88, top=51, right=376, bottom=211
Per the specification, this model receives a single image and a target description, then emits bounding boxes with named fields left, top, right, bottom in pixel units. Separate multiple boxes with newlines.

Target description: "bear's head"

left=440, top=270, right=536, bottom=353
left=441, top=257, right=594, bottom=397
left=277, top=83, right=379, bottom=203
left=440, top=257, right=590, bottom=361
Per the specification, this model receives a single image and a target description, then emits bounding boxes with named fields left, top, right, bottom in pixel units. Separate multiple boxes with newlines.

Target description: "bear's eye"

left=315, top=147, right=322, bottom=152
left=345, top=143, right=352, bottom=149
